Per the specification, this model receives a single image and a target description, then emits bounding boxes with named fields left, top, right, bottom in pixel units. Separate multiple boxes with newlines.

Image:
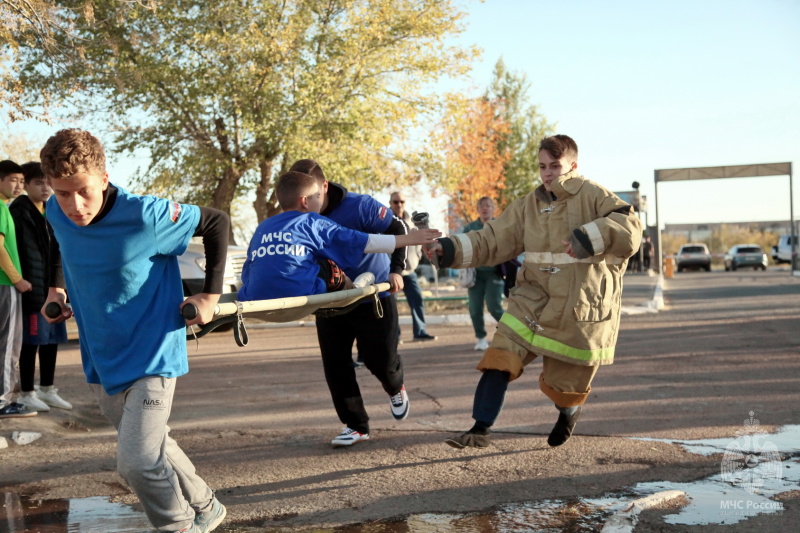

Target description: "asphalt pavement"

left=2, top=269, right=797, bottom=533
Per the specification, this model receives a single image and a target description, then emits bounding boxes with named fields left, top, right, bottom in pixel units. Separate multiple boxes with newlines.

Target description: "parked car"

left=771, top=234, right=796, bottom=264
left=724, top=244, right=767, bottom=271
left=676, top=243, right=711, bottom=272
left=179, top=241, right=248, bottom=296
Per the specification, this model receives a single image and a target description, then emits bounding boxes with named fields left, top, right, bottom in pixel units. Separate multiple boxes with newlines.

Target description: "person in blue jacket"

left=41, top=129, right=227, bottom=533
left=238, top=171, right=440, bottom=301
left=288, top=159, right=419, bottom=447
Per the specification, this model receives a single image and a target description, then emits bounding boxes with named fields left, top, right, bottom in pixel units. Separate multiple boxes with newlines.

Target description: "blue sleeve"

left=359, top=196, right=393, bottom=234
left=314, top=217, right=370, bottom=272
left=147, top=197, right=201, bottom=256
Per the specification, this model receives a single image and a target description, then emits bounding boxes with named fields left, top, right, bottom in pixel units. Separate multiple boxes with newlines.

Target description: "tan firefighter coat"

left=443, top=170, right=642, bottom=371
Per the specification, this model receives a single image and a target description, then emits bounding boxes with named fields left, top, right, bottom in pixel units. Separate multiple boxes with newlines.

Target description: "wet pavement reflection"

left=3, top=424, right=798, bottom=532
left=0, top=494, right=150, bottom=532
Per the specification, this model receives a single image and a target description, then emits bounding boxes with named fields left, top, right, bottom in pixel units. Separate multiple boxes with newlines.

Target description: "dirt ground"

left=1, top=272, right=798, bottom=531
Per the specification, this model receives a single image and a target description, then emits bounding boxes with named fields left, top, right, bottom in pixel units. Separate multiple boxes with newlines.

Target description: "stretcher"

left=181, top=282, right=391, bottom=346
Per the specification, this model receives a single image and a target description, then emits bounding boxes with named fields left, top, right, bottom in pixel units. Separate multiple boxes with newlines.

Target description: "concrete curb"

left=600, top=490, right=686, bottom=533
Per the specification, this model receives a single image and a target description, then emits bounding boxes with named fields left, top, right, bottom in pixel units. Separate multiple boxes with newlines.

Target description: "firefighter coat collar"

left=534, top=169, right=585, bottom=203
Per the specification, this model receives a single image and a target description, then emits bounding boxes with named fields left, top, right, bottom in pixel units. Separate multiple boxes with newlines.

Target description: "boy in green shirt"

left=0, top=160, right=35, bottom=418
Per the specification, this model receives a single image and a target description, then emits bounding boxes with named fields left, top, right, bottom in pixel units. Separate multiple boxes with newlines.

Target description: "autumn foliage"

left=437, top=97, right=511, bottom=231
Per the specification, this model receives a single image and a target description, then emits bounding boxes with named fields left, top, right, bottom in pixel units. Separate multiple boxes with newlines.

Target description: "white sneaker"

left=474, top=337, right=489, bottom=351
left=389, top=386, right=410, bottom=420
left=352, top=272, right=376, bottom=288
left=35, top=386, right=73, bottom=410
left=474, top=337, right=489, bottom=352
left=18, top=391, right=50, bottom=412
left=331, top=427, right=370, bottom=447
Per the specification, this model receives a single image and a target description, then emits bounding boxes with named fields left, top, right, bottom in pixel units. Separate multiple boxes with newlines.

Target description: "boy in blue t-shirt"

left=238, top=171, right=440, bottom=302
left=41, top=129, right=227, bottom=533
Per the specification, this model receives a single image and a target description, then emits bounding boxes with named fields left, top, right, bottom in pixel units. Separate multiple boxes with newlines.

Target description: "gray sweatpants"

left=91, top=376, right=214, bottom=531
left=0, top=284, right=22, bottom=404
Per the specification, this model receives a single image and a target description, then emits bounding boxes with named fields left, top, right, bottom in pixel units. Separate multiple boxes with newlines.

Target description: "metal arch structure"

left=653, top=162, right=795, bottom=272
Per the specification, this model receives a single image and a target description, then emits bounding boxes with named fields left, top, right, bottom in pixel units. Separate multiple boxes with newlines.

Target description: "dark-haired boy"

left=288, top=159, right=417, bottom=447
left=431, top=134, right=642, bottom=449
left=0, top=160, right=25, bottom=205
left=41, top=129, right=227, bottom=533
left=239, top=171, right=440, bottom=302
left=0, top=160, right=35, bottom=418
left=10, top=162, right=71, bottom=413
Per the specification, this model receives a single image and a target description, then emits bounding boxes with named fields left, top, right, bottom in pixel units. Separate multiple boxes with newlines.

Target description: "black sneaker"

left=445, top=430, right=490, bottom=449
left=413, top=334, right=437, bottom=341
left=0, top=402, right=38, bottom=418
left=547, top=406, right=582, bottom=447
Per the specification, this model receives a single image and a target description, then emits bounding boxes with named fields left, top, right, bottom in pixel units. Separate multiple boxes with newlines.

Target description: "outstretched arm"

left=363, top=229, right=442, bottom=253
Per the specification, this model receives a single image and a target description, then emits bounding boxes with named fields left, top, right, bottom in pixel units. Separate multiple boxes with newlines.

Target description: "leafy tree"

left=709, top=224, right=779, bottom=256
left=430, top=95, right=510, bottom=231
left=424, top=58, right=553, bottom=231
left=1, top=0, right=116, bottom=121
left=486, top=58, right=554, bottom=208
left=0, top=131, right=46, bottom=162
left=11, top=0, right=475, bottom=228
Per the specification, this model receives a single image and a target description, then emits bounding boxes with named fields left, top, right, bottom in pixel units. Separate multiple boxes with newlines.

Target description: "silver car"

left=724, top=244, right=767, bottom=271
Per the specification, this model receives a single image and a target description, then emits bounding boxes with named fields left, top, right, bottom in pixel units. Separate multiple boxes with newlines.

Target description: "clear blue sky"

left=449, top=0, right=800, bottom=229
left=4, top=0, right=798, bottom=232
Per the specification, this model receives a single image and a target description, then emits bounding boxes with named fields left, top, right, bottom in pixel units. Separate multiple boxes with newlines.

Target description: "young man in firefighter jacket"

left=430, top=134, right=642, bottom=449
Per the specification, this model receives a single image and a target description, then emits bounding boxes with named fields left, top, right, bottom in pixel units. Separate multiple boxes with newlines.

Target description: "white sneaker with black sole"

left=389, top=386, right=410, bottom=420
left=331, top=427, right=370, bottom=447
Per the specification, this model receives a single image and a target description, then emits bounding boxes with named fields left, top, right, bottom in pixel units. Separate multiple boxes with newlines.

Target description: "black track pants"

left=315, top=295, right=403, bottom=434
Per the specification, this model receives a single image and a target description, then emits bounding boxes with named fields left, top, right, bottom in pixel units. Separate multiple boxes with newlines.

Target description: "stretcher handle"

left=182, top=303, right=199, bottom=320
left=181, top=302, right=223, bottom=321
left=45, top=302, right=63, bottom=319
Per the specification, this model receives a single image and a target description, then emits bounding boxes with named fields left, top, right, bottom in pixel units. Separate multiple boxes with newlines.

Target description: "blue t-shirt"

left=47, top=186, right=200, bottom=395
left=238, top=211, right=369, bottom=301
left=324, top=192, right=393, bottom=282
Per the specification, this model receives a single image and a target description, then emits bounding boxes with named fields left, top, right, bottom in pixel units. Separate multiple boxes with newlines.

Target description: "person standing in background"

left=0, top=160, right=35, bottom=419
left=10, top=162, right=71, bottom=413
left=462, top=197, right=505, bottom=351
left=389, top=191, right=436, bottom=342
left=642, top=235, right=654, bottom=271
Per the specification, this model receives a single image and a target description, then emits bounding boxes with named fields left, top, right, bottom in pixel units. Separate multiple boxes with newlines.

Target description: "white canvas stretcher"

left=185, top=282, right=391, bottom=346
left=207, top=282, right=391, bottom=323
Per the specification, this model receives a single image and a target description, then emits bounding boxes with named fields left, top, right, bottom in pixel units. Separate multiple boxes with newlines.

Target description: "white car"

left=178, top=242, right=247, bottom=296
left=676, top=243, right=712, bottom=272
left=771, top=234, right=796, bottom=265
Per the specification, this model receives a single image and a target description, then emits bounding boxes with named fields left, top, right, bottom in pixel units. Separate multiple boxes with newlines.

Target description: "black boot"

left=445, top=423, right=491, bottom=449
left=547, top=405, right=582, bottom=447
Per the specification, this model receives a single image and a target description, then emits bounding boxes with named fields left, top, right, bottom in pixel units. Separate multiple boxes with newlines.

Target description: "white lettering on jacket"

left=251, top=232, right=305, bottom=260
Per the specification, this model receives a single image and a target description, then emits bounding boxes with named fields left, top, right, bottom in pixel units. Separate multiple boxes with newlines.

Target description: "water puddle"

left=3, top=424, right=798, bottom=532
left=0, top=493, right=151, bottom=532
left=627, top=423, right=800, bottom=526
